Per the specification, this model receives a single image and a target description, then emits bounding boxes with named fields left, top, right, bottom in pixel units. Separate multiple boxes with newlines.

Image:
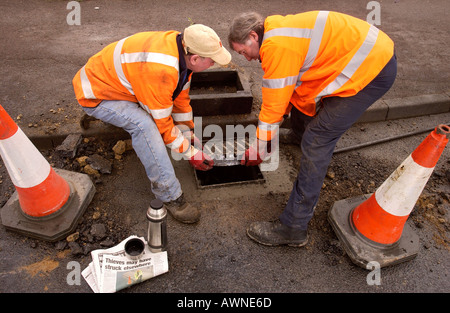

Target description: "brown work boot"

left=278, top=128, right=302, bottom=145
left=164, top=194, right=200, bottom=224
left=246, top=219, right=308, bottom=247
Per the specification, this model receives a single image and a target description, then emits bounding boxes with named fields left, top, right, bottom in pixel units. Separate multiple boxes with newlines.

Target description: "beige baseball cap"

left=183, top=24, right=231, bottom=65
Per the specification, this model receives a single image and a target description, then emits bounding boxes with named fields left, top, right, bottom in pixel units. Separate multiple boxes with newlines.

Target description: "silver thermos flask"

left=146, top=198, right=168, bottom=253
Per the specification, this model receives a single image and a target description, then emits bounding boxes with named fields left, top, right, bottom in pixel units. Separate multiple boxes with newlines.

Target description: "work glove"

left=240, top=138, right=271, bottom=166
left=181, top=130, right=203, bottom=149
left=183, top=145, right=214, bottom=171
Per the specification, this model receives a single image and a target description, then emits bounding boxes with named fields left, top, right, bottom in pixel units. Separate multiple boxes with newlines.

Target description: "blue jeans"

left=81, top=100, right=182, bottom=202
left=279, top=55, right=397, bottom=230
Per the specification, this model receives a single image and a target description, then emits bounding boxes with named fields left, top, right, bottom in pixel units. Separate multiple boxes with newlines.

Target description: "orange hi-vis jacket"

left=257, top=11, right=395, bottom=141
left=73, top=31, right=193, bottom=153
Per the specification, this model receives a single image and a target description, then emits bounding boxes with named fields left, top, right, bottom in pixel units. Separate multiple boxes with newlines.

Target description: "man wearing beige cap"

left=73, top=24, right=231, bottom=224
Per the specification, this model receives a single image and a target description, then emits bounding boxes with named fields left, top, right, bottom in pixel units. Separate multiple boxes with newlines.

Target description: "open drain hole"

left=189, top=69, right=253, bottom=116
left=194, top=165, right=265, bottom=189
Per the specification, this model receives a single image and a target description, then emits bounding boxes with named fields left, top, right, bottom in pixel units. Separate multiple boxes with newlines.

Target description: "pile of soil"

left=283, top=144, right=449, bottom=253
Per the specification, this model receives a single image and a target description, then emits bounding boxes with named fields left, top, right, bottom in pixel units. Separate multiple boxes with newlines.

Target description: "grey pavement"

left=0, top=0, right=449, bottom=140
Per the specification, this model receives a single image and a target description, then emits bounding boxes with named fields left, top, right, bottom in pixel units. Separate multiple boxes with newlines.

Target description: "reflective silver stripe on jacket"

left=115, top=42, right=182, bottom=120
left=118, top=40, right=186, bottom=150
left=262, top=11, right=329, bottom=90
left=182, top=81, right=191, bottom=91
left=314, top=24, right=379, bottom=104
left=138, top=101, right=185, bottom=149
left=165, top=132, right=186, bottom=150
left=257, top=120, right=282, bottom=140
left=172, top=111, right=193, bottom=122
left=258, top=120, right=281, bottom=130
left=121, top=52, right=179, bottom=72
left=137, top=101, right=174, bottom=121
left=297, top=11, right=329, bottom=88
left=113, top=39, right=179, bottom=95
left=149, top=107, right=173, bottom=119
left=263, top=28, right=312, bottom=41
left=261, top=11, right=379, bottom=112
left=87, top=36, right=186, bottom=150
left=80, top=66, right=96, bottom=99
left=113, top=37, right=134, bottom=95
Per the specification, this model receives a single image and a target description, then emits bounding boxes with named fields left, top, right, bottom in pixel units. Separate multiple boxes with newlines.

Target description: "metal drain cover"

left=194, top=138, right=265, bottom=188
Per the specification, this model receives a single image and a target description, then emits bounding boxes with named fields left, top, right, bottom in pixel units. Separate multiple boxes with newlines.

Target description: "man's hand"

left=191, top=134, right=203, bottom=150
left=190, top=150, right=214, bottom=171
left=182, top=130, right=202, bottom=149
left=240, top=138, right=272, bottom=166
left=240, top=145, right=263, bottom=166
left=183, top=145, right=214, bottom=171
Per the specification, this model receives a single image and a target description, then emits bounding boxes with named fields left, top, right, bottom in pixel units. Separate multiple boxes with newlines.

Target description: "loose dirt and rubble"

left=0, top=0, right=449, bottom=295
left=0, top=118, right=449, bottom=293
left=2, top=132, right=447, bottom=260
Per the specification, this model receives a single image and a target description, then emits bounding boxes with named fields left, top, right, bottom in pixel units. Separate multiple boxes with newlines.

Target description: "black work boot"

left=278, top=128, right=302, bottom=145
left=246, top=219, right=308, bottom=247
left=164, top=194, right=200, bottom=224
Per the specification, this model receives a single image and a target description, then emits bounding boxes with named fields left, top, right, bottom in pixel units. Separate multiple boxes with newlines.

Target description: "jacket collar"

left=177, top=33, right=191, bottom=75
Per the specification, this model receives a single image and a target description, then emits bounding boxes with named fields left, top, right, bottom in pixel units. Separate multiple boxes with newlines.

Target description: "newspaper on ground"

left=82, top=235, right=168, bottom=293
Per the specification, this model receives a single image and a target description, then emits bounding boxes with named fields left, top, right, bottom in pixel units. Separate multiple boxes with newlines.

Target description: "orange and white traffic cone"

left=328, top=124, right=449, bottom=269
left=0, top=105, right=71, bottom=217
left=0, top=104, right=95, bottom=241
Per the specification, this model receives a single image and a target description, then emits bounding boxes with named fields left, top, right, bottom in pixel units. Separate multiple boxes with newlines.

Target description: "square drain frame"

left=194, top=165, right=265, bottom=189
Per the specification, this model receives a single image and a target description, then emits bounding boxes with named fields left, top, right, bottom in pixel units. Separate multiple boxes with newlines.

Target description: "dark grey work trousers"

left=279, top=54, right=397, bottom=230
